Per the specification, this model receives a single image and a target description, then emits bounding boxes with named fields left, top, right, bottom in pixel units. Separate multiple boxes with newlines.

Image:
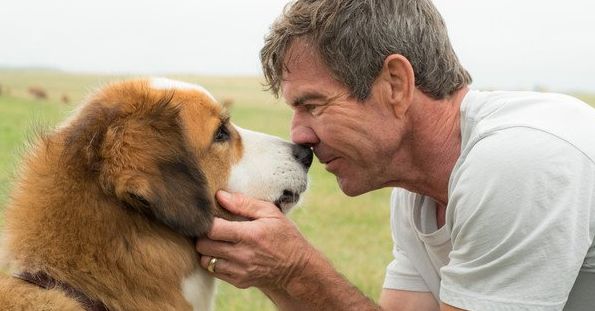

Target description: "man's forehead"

left=282, top=42, right=328, bottom=98
left=281, top=43, right=350, bottom=105
left=283, top=39, right=320, bottom=75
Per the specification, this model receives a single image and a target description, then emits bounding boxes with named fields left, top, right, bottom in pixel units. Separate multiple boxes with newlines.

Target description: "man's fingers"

left=217, top=190, right=280, bottom=219
left=199, top=256, right=248, bottom=288
left=195, top=238, right=236, bottom=260
left=206, top=217, right=243, bottom=242
left=200, top=255, right=231, bottom=274
left=200, top=256, right=241, bottom=276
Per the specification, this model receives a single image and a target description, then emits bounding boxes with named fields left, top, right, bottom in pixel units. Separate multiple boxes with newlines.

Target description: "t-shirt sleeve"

left=384, top=189, right=431, bottom=292
left=441, top=128, right=595, bottom=311
left=384, top=246, right=431, bottom=292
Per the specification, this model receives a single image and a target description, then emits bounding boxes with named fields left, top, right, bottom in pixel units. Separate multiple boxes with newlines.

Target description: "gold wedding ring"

left=207, top=257, right=218, bottom=273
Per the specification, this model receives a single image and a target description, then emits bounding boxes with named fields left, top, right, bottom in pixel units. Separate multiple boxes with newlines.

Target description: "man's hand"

left=196, top=190, right=314, bottom=290
left=197, top=191, right=380, bottom=310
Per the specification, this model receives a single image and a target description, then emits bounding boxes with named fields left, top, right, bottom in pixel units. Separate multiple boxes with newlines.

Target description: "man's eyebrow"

left=290, top=93, right=327, bottom=108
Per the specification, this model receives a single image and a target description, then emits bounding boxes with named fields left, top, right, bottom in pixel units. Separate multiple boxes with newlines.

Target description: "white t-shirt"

left=383, top=90, right=595, bottom=310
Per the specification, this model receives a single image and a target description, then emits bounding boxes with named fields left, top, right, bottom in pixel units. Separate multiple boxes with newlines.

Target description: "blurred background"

left=2, top=0, right=594, bottom=92
left=1, top=0, right=593, bottom=309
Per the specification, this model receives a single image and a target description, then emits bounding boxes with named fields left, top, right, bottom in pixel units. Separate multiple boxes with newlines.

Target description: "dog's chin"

left=273, top=190, right=301, bottom=214
left=212, top=189, right=303, bottom=221
left=274, top=201, right=298, bottom=214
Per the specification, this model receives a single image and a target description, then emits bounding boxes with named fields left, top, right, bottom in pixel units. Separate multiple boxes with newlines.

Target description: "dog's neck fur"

left=2, top=137, right=206, bottom=310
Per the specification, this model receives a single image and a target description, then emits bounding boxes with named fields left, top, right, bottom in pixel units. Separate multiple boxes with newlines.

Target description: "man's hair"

left=260, top=0, right=472, bottom=101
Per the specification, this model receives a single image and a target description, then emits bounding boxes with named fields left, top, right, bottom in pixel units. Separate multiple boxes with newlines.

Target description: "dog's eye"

left=214, top=125, right=230, bottom=143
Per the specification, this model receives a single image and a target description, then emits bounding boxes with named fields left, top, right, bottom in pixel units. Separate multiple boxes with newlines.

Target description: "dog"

left=0, top=78, right=312, bottom=310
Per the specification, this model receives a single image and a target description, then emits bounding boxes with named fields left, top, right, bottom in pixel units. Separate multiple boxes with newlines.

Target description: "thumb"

left=216, top=190, right=280, bottom=219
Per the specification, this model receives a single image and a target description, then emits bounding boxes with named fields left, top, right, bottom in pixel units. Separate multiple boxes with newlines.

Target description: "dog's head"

left=61, top=78, right=311, bottom=238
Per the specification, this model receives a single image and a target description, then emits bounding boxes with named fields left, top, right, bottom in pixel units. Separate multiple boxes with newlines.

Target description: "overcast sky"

left=1, top=0, right=594, bottom=93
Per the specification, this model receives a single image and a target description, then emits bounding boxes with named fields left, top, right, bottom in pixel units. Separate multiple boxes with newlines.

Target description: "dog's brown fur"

left=0, top=79, right=244, bottom=310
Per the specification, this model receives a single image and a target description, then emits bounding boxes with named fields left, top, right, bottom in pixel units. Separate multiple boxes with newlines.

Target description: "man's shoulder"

left=461, top=90, right=595, bottom=163
left=465, top=89, right=589, bottom=118
left=448, top=125, right=595, bottom=228
left=463, top=90, right=591, bottom=130
left=452, top=126, right=593, bottom=188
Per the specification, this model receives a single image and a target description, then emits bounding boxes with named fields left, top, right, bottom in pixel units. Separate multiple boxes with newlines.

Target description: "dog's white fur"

left=151, top=77, right=217, bottom=102
left=228, top=127, right=309, bottom=212
left=182, top=268, right=216, bottom=311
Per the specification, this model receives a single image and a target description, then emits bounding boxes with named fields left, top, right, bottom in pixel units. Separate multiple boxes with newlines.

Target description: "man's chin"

left=336, top=176, right=371, bottom=197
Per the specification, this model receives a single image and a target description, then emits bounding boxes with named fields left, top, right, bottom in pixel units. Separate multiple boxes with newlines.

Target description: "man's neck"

left=392, top=87, right=468, bottom=207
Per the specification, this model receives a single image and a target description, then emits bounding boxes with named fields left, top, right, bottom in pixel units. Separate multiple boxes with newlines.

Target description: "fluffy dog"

left=0, top=78, right=312, bottom=310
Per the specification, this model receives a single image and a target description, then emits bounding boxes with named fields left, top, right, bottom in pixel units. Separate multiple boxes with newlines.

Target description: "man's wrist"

left=260, top=243, right=379, bottom=310
left=282, top=245, right=325, bottom=297
left=259, top=246, right=329, bottom=310
left=257, top=244, right=323, bottom=295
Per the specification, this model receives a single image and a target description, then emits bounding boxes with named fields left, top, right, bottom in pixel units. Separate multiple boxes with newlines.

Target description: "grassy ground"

left=0, top=70, right=393, bottom=310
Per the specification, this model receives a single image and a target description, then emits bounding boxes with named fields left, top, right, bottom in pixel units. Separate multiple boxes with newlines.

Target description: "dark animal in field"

left=27, top=86, right=48, bottom=100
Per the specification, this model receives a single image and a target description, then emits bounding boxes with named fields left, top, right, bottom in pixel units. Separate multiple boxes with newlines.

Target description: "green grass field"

left=0, top=70, right=393, bottom=310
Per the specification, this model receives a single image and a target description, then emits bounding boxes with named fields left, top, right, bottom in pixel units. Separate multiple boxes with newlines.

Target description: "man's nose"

left=290, top=114, right=319, bottom=146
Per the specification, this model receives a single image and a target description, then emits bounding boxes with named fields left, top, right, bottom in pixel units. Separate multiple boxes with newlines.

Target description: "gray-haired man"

left=197, top=1, right=595, bottom=310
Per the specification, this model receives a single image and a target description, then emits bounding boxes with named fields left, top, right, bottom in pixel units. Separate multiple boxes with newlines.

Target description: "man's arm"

left=261, top=257, right=446, bottom=311
left=196, top=191, right=380, bottom=310
left=261, top=283, right=453, bottom=311
left=259, top=252, right=378, bottom=310
left=196, top=191, right=451, bottom=310
left=380, top=289, right=439, bottom=311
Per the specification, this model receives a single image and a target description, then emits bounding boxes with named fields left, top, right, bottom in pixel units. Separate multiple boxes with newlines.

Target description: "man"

left=196, top=0, right=595, bottom=310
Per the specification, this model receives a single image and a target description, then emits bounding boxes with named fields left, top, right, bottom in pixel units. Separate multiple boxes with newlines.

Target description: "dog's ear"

left=62, top=90, right=214, bottom=238
left=115, top=155, right=214, bottom=238
left=62, top=102, right=117, bottom=175
left=108, top=95, right=215, bottom=238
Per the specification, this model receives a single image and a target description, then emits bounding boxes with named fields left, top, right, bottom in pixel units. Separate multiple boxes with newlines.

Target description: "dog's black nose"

left=292, top=144, right=313, bottom=170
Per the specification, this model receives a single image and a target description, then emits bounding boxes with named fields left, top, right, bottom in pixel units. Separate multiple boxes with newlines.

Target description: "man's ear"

left=381, top=54, right=415, bottom=118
